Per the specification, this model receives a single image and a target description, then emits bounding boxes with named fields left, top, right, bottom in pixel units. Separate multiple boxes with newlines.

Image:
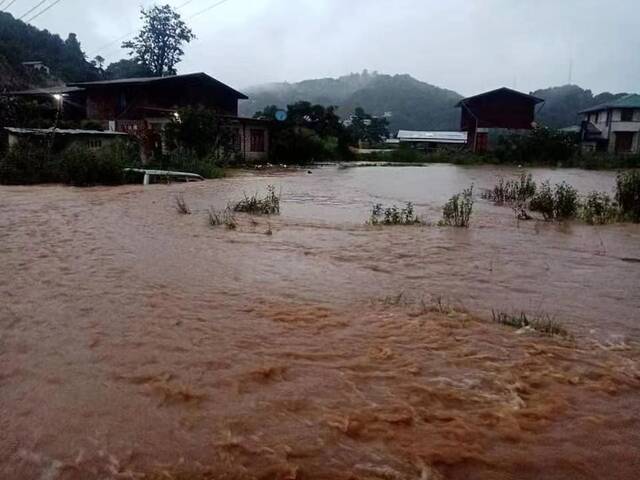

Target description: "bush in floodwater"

left=483, top=173, right=537, bottom=204
left=439, top=186, right=474, bottom=227
left=491, top=310, right=569, bottom=338
left=234, top=185, right=280, bottom=215
left=530, top=180, right=578, bottom=221
left=615, top=170, right=640, bottom=223
left=368, top=202, right=421, bottom=225
left=175, top=194, right=191, bottom=214
left=208, top=206, right=236, bottom=229
left=554, top=181, right=579, bottom=219
left=580, top=191, right=618, bottom=225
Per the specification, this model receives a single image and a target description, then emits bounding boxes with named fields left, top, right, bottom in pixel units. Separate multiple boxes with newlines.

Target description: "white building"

left=21, top=61, right=51, bottom=75
left=579, top=94, right=640, bottom=154
left=395, top=130, right=467, bottom=150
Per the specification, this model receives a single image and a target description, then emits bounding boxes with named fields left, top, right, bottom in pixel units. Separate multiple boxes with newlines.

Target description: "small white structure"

left=579, top=94, right=640, bottom=154
left=21, top=61, right=51, bottom=75
left=396, top=130, right=467, bottom=149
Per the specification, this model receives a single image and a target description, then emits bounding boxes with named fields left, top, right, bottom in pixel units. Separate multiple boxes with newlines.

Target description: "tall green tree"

left=122, top=4, right=195, bottom=77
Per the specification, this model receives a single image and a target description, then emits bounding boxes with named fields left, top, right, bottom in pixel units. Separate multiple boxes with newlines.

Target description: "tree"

left=122, top=5, right=195, bottom=77
left=164, top=107, right=236, bottom=161
left=348, top=107, right=389, bottom=144
left=93, top=55, right=105, bottom=71
left=104, top=59, right=153, bottom=80
left=253, top=102, right=352, bottom=164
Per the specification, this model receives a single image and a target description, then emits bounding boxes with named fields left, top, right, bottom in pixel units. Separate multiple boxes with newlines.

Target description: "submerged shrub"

left=439, top=186, right=474, bottom=227
left=368, top=202, right=421, bottom=225
left=615, top=170, right=640, bottom=223
left=0, top=140, right=58, bottom=184
left=530, top=180, right=578, bottom=221
left=234, top=185, right=280, bottom=215
left=492, top=310, right=569, bottom=338
left=483, top=173, right=536, bottom=204
left=580, top=191, right=618, bottom=225
left=61, top=144, right=129, bottom=186
left=175, top=194, right=191, bottom=214
left=553, top=181, right=579, bottom=219
left=208, top=206, right=236, bottom=229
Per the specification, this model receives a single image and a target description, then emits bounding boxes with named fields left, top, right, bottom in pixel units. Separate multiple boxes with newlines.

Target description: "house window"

left=250, top=129, right=265, bottom=152
left=594, top=112, right=600, bottom=123
left=87, top=139, right=103, bottom=149
left=621, top=109, right=634, bottom=122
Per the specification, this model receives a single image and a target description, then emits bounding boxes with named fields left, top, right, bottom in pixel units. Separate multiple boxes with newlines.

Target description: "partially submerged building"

left=4, top=73, right=270, bottom=162
left=456, top=87, right=544, bottom=152
left=578, top=94, right=640, bottom=154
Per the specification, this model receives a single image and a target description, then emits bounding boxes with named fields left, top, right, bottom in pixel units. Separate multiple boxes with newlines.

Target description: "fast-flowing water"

left=1, top=165, right=639, bottom=479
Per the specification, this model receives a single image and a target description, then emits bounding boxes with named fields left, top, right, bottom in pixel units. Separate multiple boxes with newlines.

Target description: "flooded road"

left=1, top=165, right=639, bottom=479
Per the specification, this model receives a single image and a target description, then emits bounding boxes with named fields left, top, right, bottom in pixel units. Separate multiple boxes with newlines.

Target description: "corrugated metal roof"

left=579, top=94, right=640, bottom=114
left=397, top=130, right=467, bottom=143
left=4, top=127, right=128, bottom=136
left=2, top=86, right=85, bottom=96
left=69, top=72, right=249, bottom=99
left=456, top=87, right=544, bottom=106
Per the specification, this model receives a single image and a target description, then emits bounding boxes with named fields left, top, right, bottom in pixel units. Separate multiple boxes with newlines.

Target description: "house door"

left=614, top=132, right=634, bottom=153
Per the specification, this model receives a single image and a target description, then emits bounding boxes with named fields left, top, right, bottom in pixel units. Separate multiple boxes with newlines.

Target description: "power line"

left=187, top=0, right=232, bottom=20
left=25, top=0, right=61, bottom=22
left=90, top=0, right=231, bottom=58
left=18, top=0, right=47, bottom=19
left=3, top=0, right=18, bottom=11
left=0, top=1, right=8, bottom=10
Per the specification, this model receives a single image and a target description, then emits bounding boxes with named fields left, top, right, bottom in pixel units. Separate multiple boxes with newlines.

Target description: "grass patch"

left=491, top=310, right=570, bottom=338
left=208, top=206, right=237, bottom=229
left=439, top=186, right=474, bottom=227
left=233, top=185, right=280, bottom=215
left=175, top=194, right=191, bottom=215
left=482, top=173, right=537, bottom=204
left=368, top=202, right=422, bottom=225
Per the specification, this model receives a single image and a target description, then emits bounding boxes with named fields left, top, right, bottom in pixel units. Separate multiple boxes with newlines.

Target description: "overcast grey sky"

left=8, top=0, right=640, bottom=95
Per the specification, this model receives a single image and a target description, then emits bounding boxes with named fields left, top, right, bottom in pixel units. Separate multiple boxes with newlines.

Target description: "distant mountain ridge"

left=242, top=72, right=635, bottom=132
left=241, top=71, right=463, bottom=132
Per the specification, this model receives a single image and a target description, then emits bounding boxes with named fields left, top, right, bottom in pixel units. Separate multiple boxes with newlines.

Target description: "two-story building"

left=579, top=94, right=640, bottom=154
left=4, top=72, right=270, bottom=162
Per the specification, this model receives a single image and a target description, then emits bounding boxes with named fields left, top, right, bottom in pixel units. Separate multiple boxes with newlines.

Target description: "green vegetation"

left=482, top=173, right=537, bottom=204
left=368, top=202, right=421, bottom=225
left=580, top=191, right=618, bottom=225
left=615, top=170, right=640, bottom=222
left=0, top=139, right=138, bottom=186
left=491, top=310, right=570, bottom=338
left=254, top=102, right=353, bottom=164
left=439, top=186, right=474, bottom=227
left=122, top=5, right=194, bottom=76
left=175, top=194, right=191, bottom=215
left=529, top=181, right=579, bottom=220
left=233, top=185, right=281, bottom=215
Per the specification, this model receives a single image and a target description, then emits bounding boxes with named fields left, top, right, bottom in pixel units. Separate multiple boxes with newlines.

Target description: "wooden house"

left=456, top=87, right=544, bottom=152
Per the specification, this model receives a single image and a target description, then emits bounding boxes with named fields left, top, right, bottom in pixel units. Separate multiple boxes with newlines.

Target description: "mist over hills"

left=242, top=71, right=634, bottom=133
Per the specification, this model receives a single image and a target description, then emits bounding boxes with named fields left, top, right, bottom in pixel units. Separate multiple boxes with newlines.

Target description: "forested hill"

left=0, top=11, right=99, bottom=89
left=241, top=71, right=464, bottom=131
left=242, top=72, right=635, bottom=132
left=532, top=85, right=630, bottom=128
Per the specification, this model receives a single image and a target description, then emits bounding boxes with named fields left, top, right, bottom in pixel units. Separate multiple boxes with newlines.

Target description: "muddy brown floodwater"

left=1, top=165, right=639, bottom=480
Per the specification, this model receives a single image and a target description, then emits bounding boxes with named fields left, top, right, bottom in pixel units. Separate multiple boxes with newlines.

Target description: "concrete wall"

left=238, top=124, right=269, bottom=163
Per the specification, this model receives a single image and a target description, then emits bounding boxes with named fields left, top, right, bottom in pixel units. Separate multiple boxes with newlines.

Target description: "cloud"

left=16, top=0, right=640, bottom=94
